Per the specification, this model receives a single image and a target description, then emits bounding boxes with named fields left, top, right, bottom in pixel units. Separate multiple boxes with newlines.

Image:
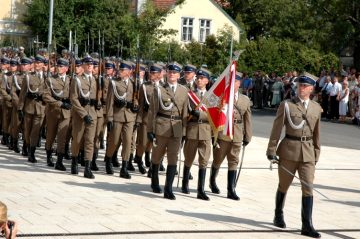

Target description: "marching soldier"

left=70, top=55, right=98, bottom=179
left=133, top=64, right=164, bottom=174
left=147, top=62, right=188, bottom=200
left=128, top=63, right=146, bottom=172
left=10, top=59, right=22, bottom=153
left=266, top=73, right=322, bottom=238
left=181, top=68, right=212, bottom=200
left=18, top=55, right=46, bottom=163
left=104, top=60, right=137, bottom=178
left=210, top=72, right=252, bottom=200
left=42, top=58, right=72, bottom=170
left=0, top=57, right=12, bottom=147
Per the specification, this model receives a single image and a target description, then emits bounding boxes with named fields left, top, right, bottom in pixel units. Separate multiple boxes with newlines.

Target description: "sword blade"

left=235, top=145, right=246, bottom=188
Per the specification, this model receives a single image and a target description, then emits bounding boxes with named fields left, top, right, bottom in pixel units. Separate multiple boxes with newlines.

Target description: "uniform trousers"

left=11, top=107, right=21, bottom=138
left=213, top=139, right=241, bottom=171
left=105, top=121, right=134, bottom=161
left=183, top=139, right=211, bottom=169
left=45, top=112, right=70, bottom=153
left=135, top=123, right=152, bottom=156
left=2, top=105, right=12, bottom=134
left=23, top=113, right=44, bottom=147
left=94, top=114, right=104, bottom=150
left=71, top=112, right=97, bottom=161
left=151, top=135, right=181, bottom=166
left=278, top=158, right=315, bottom=196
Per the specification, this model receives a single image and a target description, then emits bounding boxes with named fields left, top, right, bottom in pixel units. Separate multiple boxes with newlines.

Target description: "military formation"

left=1, top=46, right=322, bottom=238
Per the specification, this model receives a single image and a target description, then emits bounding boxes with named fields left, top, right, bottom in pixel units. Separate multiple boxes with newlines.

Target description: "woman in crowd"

left=338, top=81, right=349, bottom=122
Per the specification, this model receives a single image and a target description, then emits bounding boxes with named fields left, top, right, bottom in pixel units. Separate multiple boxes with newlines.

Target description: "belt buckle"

left=170, top=115, right=175, bottom=120
left=198, top=119, right=203, bottom=123
left=301, top=136, right=306, bottom=142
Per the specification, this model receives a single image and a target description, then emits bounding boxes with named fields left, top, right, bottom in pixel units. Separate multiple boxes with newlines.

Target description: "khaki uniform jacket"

left=136, top=81, right=157, bottom=125
left=218, top=94, right=252, bottom=143
left=11, top=73, right=23, bottom=108
left=179, top=77, right=196, bottom=92
left=70, top=74, right=97, bottom=119
left=186, top=90, right=211, bottom=141
left=148, top=83, right=188, bottom=138
left=1, top=72, right=13, bottom=108
left=94, top=75, right=103, bottom=117
left=102, top=75, right=112, bottom=115
left=18, top=72, right=46, bottom=115
left=42, top=74, right=71, bottom=119
left=106, top=78, right=136, bottom=123
left=266, top=97, right=322, bottom=162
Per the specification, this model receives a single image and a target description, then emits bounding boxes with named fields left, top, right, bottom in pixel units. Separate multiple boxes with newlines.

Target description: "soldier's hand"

left=133, top=122, right=140, bottom=132
left=190, top=109, right=200, bottom=118
left=267, top=155, right=279, bottom=163
left=18, top=110, right=24, bottom=121
left=61, top=102, right=72, bottom=110
left=242, top=140, right=249, bottom=146
left=147, top=132, right=155, bottom=142
left=83, top=115, right=93, bottom=125
left=107, top=121, right=113, bottom=132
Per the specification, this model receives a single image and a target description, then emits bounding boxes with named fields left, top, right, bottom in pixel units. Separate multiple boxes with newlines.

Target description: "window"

left=199, top=19, right=211, bottom=43
left=181, top=18, right=194, bottom=42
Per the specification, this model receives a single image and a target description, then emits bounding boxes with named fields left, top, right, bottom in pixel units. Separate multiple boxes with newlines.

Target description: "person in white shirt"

left=320, top=76, right=332, bottom=119
left=329, top=76, right=342, bottom=120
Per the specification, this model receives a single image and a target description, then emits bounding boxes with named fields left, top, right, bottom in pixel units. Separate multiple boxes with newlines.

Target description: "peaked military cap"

left=149, top=63, right=163, bottom=73
left=57, top=58, right=69, bottom=67
left=167, top=62, right=182, bottom=72
left=10, top=59, right=19, bottom=66
left=1, top=57, right=10, bottom=64
left=105, top=60, right=115, bottom=69
left=21, top=57, right=33, bottom=65
left=196, top=68, right=211, bottom=79
left=119, top=60, right=133, bottom=70
left=82, top=55, right=93, bottom=63
left=235, top=71, right=243, bottom=81
left=35, top=54, right=46, bottom=63
left=183, top=64, right=197, bottom=73
left=297, top=72, right=318, bottom=86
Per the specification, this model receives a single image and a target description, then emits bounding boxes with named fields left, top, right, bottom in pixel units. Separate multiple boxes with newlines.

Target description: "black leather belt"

left=189, top=119, right=207, bottom=124
left=286, top=134, right=313, bottom=142
left=53, top=95, right=70, bottom=104
left=234, top=119, right=243, bottom=124
left=26, top=92, right=42, bottom=101
left=79, top=98, right=96, bottom=107
left=157, top=112, right=181, bottom=120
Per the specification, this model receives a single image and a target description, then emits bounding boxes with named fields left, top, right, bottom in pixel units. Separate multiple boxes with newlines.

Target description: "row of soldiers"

left=0, top=53, right=252, bottom=202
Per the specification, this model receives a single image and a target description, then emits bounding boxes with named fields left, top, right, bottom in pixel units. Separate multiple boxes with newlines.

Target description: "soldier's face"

left=106, top=68, right=114, bottom=76
left=196, top=76, right=208, bottom=89
left=57, top=65, right=68, bottom=75
left=149, top=72, right=160, bottom=82
left=92, top=66, right=99, bottom=75
left=167, top=70, right=179, bottom=83
left=297, top=83, right=313, bottom=99
left=21, top=64, right=30, bottom=72
left=140, top=70, right=145, bottom=79
left=76, top=66, right=83, bottom=74
left=34, top=62, right=44, bottom=71
left=234, top=79, right=241, bottom=92
left=184, top=71, right=195, bottom=81
left=10, top=65, right=17, bottom=72
left=119, top=68, right=131, bottom=79
left=83, top=63, right=93, bottom=74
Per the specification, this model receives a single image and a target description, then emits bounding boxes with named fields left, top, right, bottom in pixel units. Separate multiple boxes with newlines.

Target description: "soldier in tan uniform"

left=133, top=64, right=164, bottom=175
left=182, top=68, right=212, bottom=200
left=9, top=59, right=22, bottom=153
left=211, top=72, right=252, bottom=200
left=1, top=57, right=12, bottom=148
left=147, top=62, right=188, bottom=200
left=43, top=58, right=72, bottom=170
left=178, top=64, right=197, bottom=92
left=18, top=56, right=46, bottom=163
left=266, top=73, right=322, bottom=238
left=104, top=61, right=137, bottom=178
left=70, top=56, right=98, bottom=179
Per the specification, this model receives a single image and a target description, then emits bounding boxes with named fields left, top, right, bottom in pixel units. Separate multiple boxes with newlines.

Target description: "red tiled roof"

left=152, top=0, right=177, bottom=10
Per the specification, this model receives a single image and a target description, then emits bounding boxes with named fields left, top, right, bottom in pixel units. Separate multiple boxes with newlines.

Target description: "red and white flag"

left=188, top=91, right=207, bottom=112
left=203, top=61, right=236, bottom=140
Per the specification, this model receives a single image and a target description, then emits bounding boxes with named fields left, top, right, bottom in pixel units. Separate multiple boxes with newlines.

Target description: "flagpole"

left=229, top=34, right=233, bottom=63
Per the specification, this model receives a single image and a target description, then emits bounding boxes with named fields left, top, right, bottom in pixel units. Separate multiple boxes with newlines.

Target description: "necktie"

left=200, top=92, right=203, bottom=100
left=171, top=86, right=175, bottom=93
left=187, top=83, right=191, bottom=89
left=303, top=101, right=307, bottom=109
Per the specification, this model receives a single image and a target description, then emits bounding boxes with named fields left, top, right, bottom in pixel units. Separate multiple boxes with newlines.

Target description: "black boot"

left=22, top=143, right=28, bottom=156
left=181, top=166, right=191, bottom=194
left=134, top=155, right=147, bottom=174
left=46, top=149, right=54, bottom=167
left=55, top=153, right=66, bottom=171
left=159, top=159, right=165, bottom=171
left=151, top=164, right=162, bottom=193
left=209, top=166, right=220, bottom=194
left=1, top=133, right=8, bottom=145
left=301, top=196, right=321, bottom=238
left=189, top=171, right=193, bottom=180
left=147, top=164, right=153, bottom=178
left=112, top=150, right=120, bottom=167
left=104, top=156, right=114, bottom=174
left=120, top=160, right=131, bottom=179
left=164, top=165, right=177, bottom=200
left=99, top=137, right=105, bottom=149
left=71, top=156, right=78, bottom=174
left=145, top=151, right=151, bottom=167
left=28, top=146, right=37, bottom=163
left=273, top=190, right=287, bottom=228
left=227, top=170, right=240, bottom=200
left=37, top=134, right=41, bottom=148
left=8, top=136, right=13, bottom=150
left=197, top=168, right=209, bottom=201
left=64, top=143, right=70, bottom=160
left=79, top=150, right=85, bottom=166
left=91, top=149, right=99, bottom=171
left=13, top=138, right=20, bottom=153
left=84, top=160, right=95, bottom=179
left=127, top=153, right=135, bottom=171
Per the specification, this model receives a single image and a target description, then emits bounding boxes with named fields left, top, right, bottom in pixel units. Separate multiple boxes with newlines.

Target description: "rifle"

left=96, top=30, right=104, bottom=109
left=132, top=35, right=140, bottom=113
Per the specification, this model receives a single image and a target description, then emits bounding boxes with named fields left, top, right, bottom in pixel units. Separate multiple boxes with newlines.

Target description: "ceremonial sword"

left=235, top=145, right=246, bottom=188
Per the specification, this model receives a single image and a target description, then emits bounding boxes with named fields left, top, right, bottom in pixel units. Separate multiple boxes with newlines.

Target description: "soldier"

left=18, top=55, right=46, bottom=163
left=9, top=59, right=22, bottom=153
left=147, top=62, right=188, bottom=200
left=133, top=64, right=164, bottom=174
left=179, top=64, right=197, bottom=91
left=70, top=55, right=98, bottom=179
left=128, top=63, right=146, bottom=172
left=104, top=60, right=137, bottom=178
left=266, top=73, right=322, bottom=238
left=210, top=72, right=252, bottom=200
left=42, top=58, right=72, bottom=170
left=182, top=68, right=212, bottom=200
left=0, top=57, right=11, bottom=147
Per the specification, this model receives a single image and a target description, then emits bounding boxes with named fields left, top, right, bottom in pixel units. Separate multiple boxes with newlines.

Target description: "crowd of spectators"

left=239, top=68, right=360, bottom=125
